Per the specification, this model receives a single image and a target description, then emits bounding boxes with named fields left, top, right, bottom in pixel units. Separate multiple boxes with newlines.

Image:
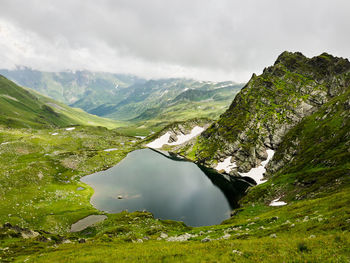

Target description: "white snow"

left=160, top=90, right=169, bottom=97
left=269, top=198, right=287, bottom=206
left=146, top=132, right=172, bottom=149
left=103, top=148, right=118, bottom=152
left=146, top=126, right=205, bottom=149
left=65, top=127, right=75, bottom=131
left=168, top=126, right=204, bottom=145
left=135, top=136, right=146, bottom=139
left=1, top=142, right=10, bottom=145
left=51, top=133, right=59, bottom=136
left=216, top=157, right=237, bottom=173
left=238, top=149, right=275, bottom=185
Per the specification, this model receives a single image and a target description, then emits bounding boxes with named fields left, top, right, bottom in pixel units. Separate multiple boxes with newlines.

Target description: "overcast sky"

left=0, top=0, right=349, bottom=82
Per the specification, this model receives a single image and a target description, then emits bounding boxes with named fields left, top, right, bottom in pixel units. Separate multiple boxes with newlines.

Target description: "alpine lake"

left=81, top=148, right=251, bottom=227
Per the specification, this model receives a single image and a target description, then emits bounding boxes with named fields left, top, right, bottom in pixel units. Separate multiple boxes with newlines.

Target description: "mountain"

left=0, top=75, right=122, bottom=129
left=1, top=52, right=350, bottom=262
left=118, top=80, right=241, bottom=122
left=111, top=79, right=242, bottom=135
left=0, top=66, right=145, bottom=111
left=182, top=52, right=349, bottom=173
left=0, top=67, right=243, bottom=134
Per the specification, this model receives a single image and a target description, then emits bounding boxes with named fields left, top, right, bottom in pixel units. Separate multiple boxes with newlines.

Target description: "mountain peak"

left=274, top=51, right=306, bottom=66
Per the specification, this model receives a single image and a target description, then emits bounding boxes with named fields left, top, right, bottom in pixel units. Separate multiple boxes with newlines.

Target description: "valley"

left=0, top=68, right=243, bottom=135
left=0, top=52, right=349, bottom=262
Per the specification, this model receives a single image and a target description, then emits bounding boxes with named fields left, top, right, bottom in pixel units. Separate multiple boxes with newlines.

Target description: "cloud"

left=0, top=0, right=349, bottom=82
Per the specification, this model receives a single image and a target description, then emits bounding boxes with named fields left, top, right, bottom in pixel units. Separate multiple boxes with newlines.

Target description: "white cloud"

left=0, top=0, right=349, bottom=82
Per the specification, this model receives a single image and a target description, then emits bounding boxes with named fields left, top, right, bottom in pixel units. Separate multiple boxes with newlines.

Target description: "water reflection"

left=81, top=148, right=250, bottom=226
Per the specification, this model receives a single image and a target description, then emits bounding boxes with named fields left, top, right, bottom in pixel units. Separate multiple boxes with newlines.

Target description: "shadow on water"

left=149, top=148, right=253, bottom=209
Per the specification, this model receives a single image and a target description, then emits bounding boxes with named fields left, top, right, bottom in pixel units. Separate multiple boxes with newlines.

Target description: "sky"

left=0, top=0, right=349, bottom=82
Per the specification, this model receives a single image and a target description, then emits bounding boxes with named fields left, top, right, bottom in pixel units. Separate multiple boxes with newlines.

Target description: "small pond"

left=81, top=149, right=250, bottom=226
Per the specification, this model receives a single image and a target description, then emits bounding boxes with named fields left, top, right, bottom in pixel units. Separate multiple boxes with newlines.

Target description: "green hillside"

left=0, top=75, right=122, bottom=129
left=0, top=67, right=144, bottom=107
left=183, top=52, right=350, bottom=171
left=87, top=79, right=242, bottom=121
left=1, top=52, right=350, bottom=262
left=0, top=68, right=243, bottom=134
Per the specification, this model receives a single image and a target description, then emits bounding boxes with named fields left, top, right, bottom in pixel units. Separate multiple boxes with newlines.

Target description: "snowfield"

left=146, top=126, right=204, bottom=149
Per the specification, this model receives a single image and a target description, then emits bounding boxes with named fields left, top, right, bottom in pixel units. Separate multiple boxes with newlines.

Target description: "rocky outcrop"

left=185, top=52, right=350, bottom=174
left=144, top=118, right=211, bottom=147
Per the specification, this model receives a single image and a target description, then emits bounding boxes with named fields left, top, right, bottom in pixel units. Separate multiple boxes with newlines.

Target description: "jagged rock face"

left=265, top=89, right=350, bottom=178
left=194, top=52, right=350, bottom=172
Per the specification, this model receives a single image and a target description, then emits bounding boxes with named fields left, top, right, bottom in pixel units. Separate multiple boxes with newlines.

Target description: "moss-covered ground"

left=0, top=125, right=140, bottom=234
left=0, top=122, right=349, bottom=262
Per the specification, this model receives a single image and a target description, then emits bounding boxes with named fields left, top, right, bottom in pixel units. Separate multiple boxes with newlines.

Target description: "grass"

left=116, top=100, right=232, bottom=136
left=0, top=125, right=140, bottom=233
left=0, top=75, right=124, bottom=129
left=10, top=233, right=349, bottom=263
left=0, top=59, right=349, bottom=261
left=0, top=121, right=349, bottom=262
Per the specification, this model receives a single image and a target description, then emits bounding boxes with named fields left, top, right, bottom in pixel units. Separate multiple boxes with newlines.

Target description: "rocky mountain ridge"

left=183, top=52, right=350, bottom=177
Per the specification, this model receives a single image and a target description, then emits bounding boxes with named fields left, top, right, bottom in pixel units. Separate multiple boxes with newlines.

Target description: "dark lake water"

left=81, top=148, right=249, bottom=226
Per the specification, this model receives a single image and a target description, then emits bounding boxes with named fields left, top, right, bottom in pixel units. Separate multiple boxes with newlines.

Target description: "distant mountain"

left=0, top=75, right=122, bottom=129
left=0, top=66, right=145, bottom=111
left=0, top=67, right=243, bottom=131
left=91, top=79, right=243, bottom=121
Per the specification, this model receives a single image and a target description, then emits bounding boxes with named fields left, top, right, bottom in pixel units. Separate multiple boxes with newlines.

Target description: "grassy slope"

left=31, top=90, right=125, bottom=129
left=0, top=68, right=142, bottom=107
left=1, top=54, right=350, bottom=261
left=116, top=99, right=230, bottom=136
left=0, top=126, right=140, bottom=233
left=189, top=52, right=350, bottom=164
left=0, top=75, right=73, bottom=129
left=0, top=75, right=123, bottom=129
left=6, top=188, right=350, bottom=262
left=1, top=94, right=349, bottom=262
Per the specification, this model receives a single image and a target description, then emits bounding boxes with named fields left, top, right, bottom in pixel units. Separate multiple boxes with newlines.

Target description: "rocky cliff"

left=182, top=52, right=350, bottom=177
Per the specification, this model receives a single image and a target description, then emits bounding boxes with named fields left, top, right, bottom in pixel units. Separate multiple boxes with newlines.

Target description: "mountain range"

left=0, top=67, right=243, bottom=134
left=0, top=51, right=349, bottom=262
left=0, top=74, right=122, bottom=129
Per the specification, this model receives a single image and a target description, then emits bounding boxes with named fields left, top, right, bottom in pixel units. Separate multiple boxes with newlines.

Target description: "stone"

left=167, top=233, right=197, bottom=242
left=3, top=222, right=12, bottom=228
left=201, top=237, right=211, bottom=243
left=168, top=134, right=178, bottom=143
left=270, top=233, right=277, bottom=238
left=160, top=232, right=168, bottom=239
left=221, top=233, right=231, bottom=240
left=232, top=250, right=243, bottom=255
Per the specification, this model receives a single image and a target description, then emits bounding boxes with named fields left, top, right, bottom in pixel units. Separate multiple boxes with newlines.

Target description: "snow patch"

left=160, top=90, right=169, bottom=97
left=1, top=142, right=10, bottom=145
left=65, top=127, right=75, bottom=131
left=269, top=198, right=287, bottom=206
left=135, top=136, right=146, bottom=139
left=51, top=133, right=59, bottom=136
left=146, top=132, right=171, bottom=149
left=168, top=126, right=204, bottom=146
left=147, top=126, right=204, bottom=149
left=104, top=148, right=118, bottom=152
left=216, top=157, right=236, bottom=173
left=238, top=149, right=275, bottom=185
